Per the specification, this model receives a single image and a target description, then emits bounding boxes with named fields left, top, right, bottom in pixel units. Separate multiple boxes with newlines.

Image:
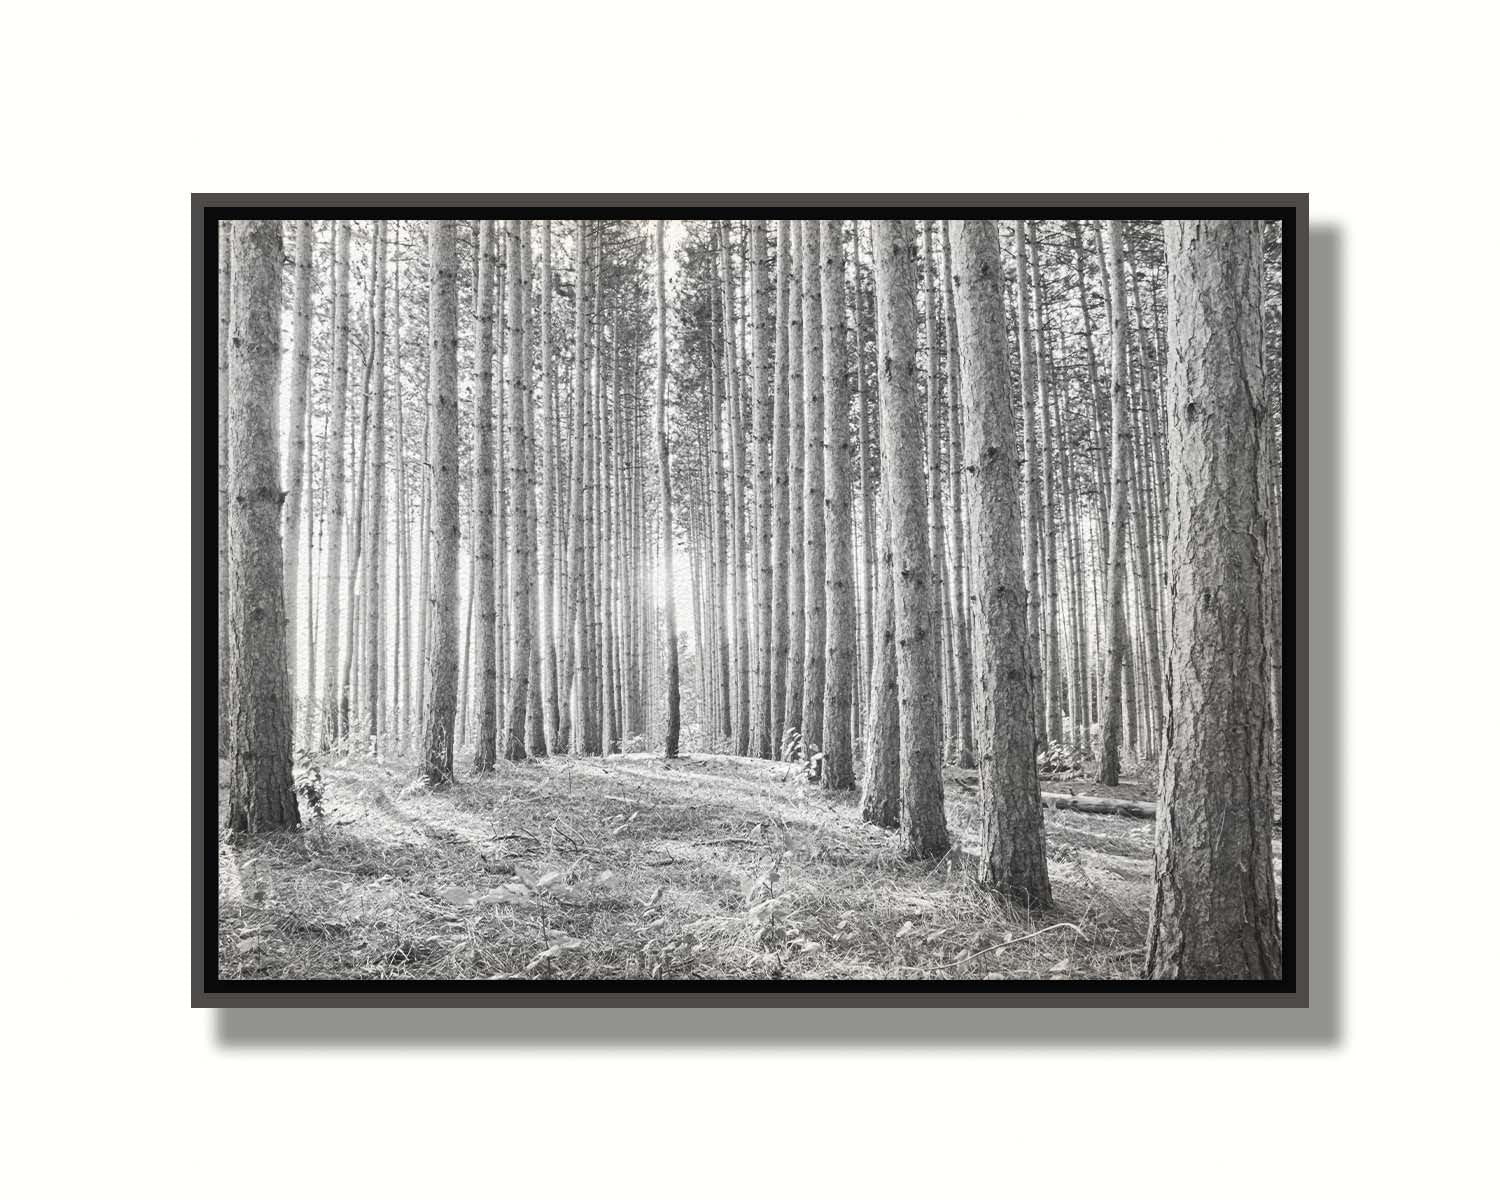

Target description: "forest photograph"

left=204, top=203, right=1293, bottom=994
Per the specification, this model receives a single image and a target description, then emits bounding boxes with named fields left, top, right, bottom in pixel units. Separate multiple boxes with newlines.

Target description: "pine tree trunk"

left=950, top=220, right=1050, bottom=903
left=748, top=220, right=774, bottom=758
left=1097, top=221, right=1135, bottom=786
left=872, top=220, right=949, bottom=860
left=939, top=221, right=975, bottom=767
left=656, top=222, right=680, bottom=756
left=420, top=220, right=461, bottom=783
left=921, top=224, right=954, bottom=761
left=860, top=480, right=900, bottom=829
left=800, top=220, right=826, bottom=755
left=218, top=222, right=232, bottom=757
left=720, top=223, right=750, bottom=756
left=783, top=221, right=806, bottom=754
left=820, top=221, right=855, bottom=790
left=1015, top=221, right=1045, bottom=749
left=282, top=220, right=314, bottom=706
left=319, top=221, right=352, bottom=749
left=504, top=221, right=535, bottom=760
left=770, top=221, right=792, bottom=751
left=226, top=219, right=298, bottom=833
left=538, top=221, right=561, bottom=752
left=1148, top=219, right=1281, bottom=980
left=365, top=222, right=388, bottom=749
left=470, top=220, right=498, bottom=770
left=853, top=226, right=876, bottom=744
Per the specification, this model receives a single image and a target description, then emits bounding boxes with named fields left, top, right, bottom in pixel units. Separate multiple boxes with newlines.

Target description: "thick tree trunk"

left=950, top=219, right=1050, bottom=904
left=820, top=221, right=855, bottom=791
left=225, top=219, right=298, bottom=833
left=1148, top=219, right=1281, bottom=981
left=420, top=220, right=461, bottom=783
left=872, top=220, right=949, bottom=860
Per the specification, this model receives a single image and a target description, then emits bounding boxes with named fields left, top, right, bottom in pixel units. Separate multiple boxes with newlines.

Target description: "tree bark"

left=319, top=222, right=351, bottom=749
left=656, top=221, right=681, bottom=757
left=872, top=220, right=949, bottom=860
left=1015, top=221, right=1045, bottom=749
left=505, top=221, right=536, bottom=761
left=1148, top=219, right=1281, bottom=981
left=1098, top=222, right=1135, bottom=786
left=950, top=219, right=1050, bottom=904
left=783, top=222, right=805, bottom=753
left=800, top=220, right=826, bottom=755
left=225, top=219, right=298, bottom=833
left=820, top=221, right=855, bottom=791
left=365, top=222, right=388, bottom=748
left=538, top=221, right=561, bottom=752
left=749, top=220, right=774, bottom=758
left=770, top=221, right=792, bottom=750
left=282, top=220, right=314, bottom=705
left=218, top=222, right=232, bottom=757
left=470, top=221, right=498, bottom=770
left=420, top=220, right=461, bottom=783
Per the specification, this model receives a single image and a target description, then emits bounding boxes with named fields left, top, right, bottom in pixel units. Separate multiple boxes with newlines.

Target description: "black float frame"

left=193, top=194, right=1309, bottom=1009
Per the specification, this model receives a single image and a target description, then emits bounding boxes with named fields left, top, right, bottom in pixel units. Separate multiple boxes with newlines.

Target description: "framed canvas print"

left=194, top=194, right=1305, bottom=1008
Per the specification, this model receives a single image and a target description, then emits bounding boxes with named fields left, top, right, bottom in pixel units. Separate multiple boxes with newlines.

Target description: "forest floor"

left=216, top=750, right=1276, bottom=982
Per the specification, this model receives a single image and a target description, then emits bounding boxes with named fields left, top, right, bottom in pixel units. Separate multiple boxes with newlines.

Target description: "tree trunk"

left=950, top=219, right=1050, bottom=905
left=1098, top=221, right=1135, bottom=786
left=470, top=220, right=498, bottom=770
left=721, top=223, right=750, bottom=756
left=872, top=220, right=949, bottom=860
left=218, top=222, right=232, bottom=757
left=800, top=220, right=826, bottom=755
left=783, top=222, right=805, bottom=755
left=505, top=221, right=535, bottom=761
left=748, top=220, right=774, bottom=759
left=820, top=221, right=855, bottom=791
left=319, top=221, right=351, bottom=750
left=225, top=219, right=298, bottom=833
left=656, top=221, right=681, bottom=757
left=770, top=221, right=792, bottom=750
left=420, top=220, right=461, bottom=783
left=365, top=222, right=388, bottom=749
left=939, top=221, right=974, bottom=768
left=1148, top=219, right=1281, bottom=981
left=1015, top=221, right=1045, bottom=749
left=538, top=221, right=561, bottom=752
left=282, top=220, right=314, bottom=705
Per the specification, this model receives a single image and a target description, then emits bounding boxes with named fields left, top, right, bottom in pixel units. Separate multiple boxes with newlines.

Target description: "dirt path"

left=218, top=752, right=1176, bottom=982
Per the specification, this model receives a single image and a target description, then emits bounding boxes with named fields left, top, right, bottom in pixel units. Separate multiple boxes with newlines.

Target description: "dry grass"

left=216, top=749, right=1240, bottom=983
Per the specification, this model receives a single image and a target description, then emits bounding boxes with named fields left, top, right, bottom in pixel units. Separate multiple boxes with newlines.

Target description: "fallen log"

left=1042, top=792, right=1156, bottom=819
